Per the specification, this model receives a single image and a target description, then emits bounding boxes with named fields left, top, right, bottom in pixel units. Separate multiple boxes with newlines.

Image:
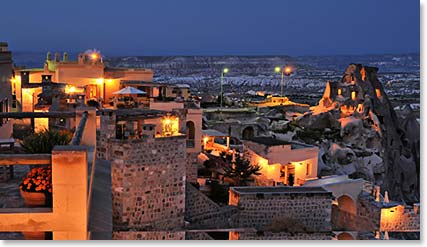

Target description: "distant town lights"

left=274, top=66, right=281, bottom=73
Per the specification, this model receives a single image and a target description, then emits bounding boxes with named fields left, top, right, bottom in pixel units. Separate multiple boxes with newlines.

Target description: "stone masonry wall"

left=232, top=193, right=332, bottom=232
left=186, top=152, right=198, bottom=183
left=96, top=112, right=116, bottom=160
left=185, top=232, right=214, bottom=240
left=113, top=231, right=185, bottom=240
left=380, top=204, right=420, bottom=232
left=230, top=231, right=332, bottom=240
left=185, top=183, right=237, bottom=229
left=110, top=135, right=186, bottom=231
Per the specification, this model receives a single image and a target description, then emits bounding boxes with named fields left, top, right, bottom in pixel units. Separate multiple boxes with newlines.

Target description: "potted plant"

left=19, top=166, right=52, bottom=240
left=18, top=129, right=71, bottom=240
left=19, top=166, right=52, bottom=206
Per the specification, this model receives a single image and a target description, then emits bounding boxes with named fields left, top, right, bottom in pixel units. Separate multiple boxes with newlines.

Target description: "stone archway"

left=337, top=232, right=354, bottom=240
left=242, top=126, right=255, bottom=140
left=337, top=195, right=356, bottom=215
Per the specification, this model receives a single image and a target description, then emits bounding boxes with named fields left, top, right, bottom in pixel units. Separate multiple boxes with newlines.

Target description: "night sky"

left=1, top=0, right=419, bottom=56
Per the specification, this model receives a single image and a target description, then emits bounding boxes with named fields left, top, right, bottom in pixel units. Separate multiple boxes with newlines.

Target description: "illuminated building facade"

left=243, top=136, right=319, bottom=186
left=13, top=50, right=154, bottom=111
left=0, top=42, right=14, bottom=138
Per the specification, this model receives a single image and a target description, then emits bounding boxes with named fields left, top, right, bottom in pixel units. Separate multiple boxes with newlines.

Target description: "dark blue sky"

left=1, top=0, right=419, bottom=56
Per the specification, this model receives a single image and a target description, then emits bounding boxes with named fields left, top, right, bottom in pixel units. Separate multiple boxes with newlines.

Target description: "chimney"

left=0, top=42, right=8, bottom=52
left=54, top=52, right=60, bottom=62
left=63, top=52, right=68, bottom=62
left=20, top=71, right=30, bottom=85
left=46, top=51, right=52, bottom=61
left=78, top=53, right=84, bottom=64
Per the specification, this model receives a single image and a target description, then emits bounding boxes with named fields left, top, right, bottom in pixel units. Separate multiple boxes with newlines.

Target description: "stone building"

left=203, top=108, right=270, bottom=140
left=243, top=136, right=319, bottom=186
left=0, top=42, right=13, bottom=138
left=228, top=186, right=333, bottom=240
left=13, top=50, right=153, bottom=112
left=96, top=109, right=187, bottom=238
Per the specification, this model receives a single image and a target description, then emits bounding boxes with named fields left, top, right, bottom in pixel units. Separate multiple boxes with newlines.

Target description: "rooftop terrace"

left=248, top=136, right=314, bottom=149
left=230, top=186, right=331, bottom=195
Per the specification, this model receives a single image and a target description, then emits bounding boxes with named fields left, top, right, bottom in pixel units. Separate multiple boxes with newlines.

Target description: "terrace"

left=0, top=108, right=106, bottom=240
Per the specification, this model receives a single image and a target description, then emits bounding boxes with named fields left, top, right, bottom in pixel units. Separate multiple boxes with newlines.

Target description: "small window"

left=256, top=193, right=264, bottom=199
left=306, top=163, right=311, bottom=175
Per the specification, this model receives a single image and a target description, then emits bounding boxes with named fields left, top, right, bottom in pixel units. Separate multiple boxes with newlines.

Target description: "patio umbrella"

left=113, top=86, right=146, bottom=95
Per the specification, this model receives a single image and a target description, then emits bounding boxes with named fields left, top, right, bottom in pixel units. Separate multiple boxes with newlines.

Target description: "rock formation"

left=290, top=64, right=419, bottom=203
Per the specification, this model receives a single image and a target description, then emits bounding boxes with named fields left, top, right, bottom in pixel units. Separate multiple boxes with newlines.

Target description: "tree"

left=221, top=151, right=261, bottom=186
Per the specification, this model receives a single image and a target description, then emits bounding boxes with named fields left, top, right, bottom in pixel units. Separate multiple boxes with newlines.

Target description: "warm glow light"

left=203, top=137, right=209, bottom=143
left=223, top=68, right=229, bottom=74
left=65, top=86, right=76, bottom=94
left=96, top=78, right=104, bottom=84
left=107, top=79, right=113, bottom=83
left=375, top=88, right=382, bottom=98
left=284, top=66, right=292, bottom=75
left=337, top=88, right=342, bottom=95
left=351, top=91, right=356, bottom=100
left=162, top=116, right=179, bottom=136
left=90, top=53, right=99, bottom=60
left=275, top=66, right=281, bottom=73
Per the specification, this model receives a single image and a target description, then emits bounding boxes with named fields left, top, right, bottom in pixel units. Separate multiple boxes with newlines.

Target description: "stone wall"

left=96, top=112, right=116, bottom=160
left=230, top=191, right=332, bottom=232
left=185, top=183, right=237, bottom=229
left=380, top=204, right=420, bottom=232
left=185, top=232, right=214, bottom=240
left=110, top=135, right=187, bottom=231
left=357, top=193, right=381, bottom=230
left=113, top=231, right=185, bottom=240
left=186, top=153, right=198, bottom=183
left=230, top=231, right=332, bottom=240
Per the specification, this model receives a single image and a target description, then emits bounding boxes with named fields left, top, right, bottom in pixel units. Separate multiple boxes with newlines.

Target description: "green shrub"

left=20, top=129, right=73, bottom=154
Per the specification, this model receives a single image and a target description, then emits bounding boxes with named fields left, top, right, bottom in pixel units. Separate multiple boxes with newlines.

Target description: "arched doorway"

left=242, top=126, right=255, bottom=140
left=337, top=232, right=354, bottom=240
left=337, top=195, right=356, bottom=215
left=186, top=121, right=195, bottom=147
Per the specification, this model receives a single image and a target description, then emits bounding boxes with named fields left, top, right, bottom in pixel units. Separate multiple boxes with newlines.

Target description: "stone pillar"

left=51, top=145, right=88, bottom=240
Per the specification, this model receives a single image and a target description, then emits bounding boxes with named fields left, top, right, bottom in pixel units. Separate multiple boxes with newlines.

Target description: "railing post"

left=51, top=145, right=88, bottom=240
left=75, top=107, right=97, bottom=147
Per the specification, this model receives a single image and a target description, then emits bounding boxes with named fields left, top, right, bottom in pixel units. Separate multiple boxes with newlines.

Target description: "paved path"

left=88, top=159, right=112, bottom=240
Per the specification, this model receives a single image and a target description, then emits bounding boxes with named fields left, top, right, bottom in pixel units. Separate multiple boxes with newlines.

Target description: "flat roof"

left=230, top=186, right=331, bottom=195
left=248, top=136, right=314, bottom=150
left=202, top=129, right=228, bottom=137
left=100, top=109, right=168, bottom=120
left=249, top=136, right=291, bottom=146
left=120, top=80, right=161, bottom=86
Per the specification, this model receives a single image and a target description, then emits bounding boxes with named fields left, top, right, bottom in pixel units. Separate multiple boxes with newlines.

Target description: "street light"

left=274, top=65, right=293, bottom=97
left=220, top=67, right=229, bottom=109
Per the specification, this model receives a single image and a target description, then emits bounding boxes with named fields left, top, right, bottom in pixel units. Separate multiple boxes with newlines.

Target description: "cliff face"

left=295, top=64, right=419, bottom=203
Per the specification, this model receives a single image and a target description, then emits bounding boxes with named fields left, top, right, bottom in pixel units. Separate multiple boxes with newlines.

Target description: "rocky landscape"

left=282, top=64, right=419, bottom=204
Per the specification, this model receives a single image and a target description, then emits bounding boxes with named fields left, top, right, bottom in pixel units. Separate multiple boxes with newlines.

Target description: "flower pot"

left=22, top=231, right=45, bottom=240
left=20, top=190, right=47, bottom=240
left=20, top=189, right=46, bottom=207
